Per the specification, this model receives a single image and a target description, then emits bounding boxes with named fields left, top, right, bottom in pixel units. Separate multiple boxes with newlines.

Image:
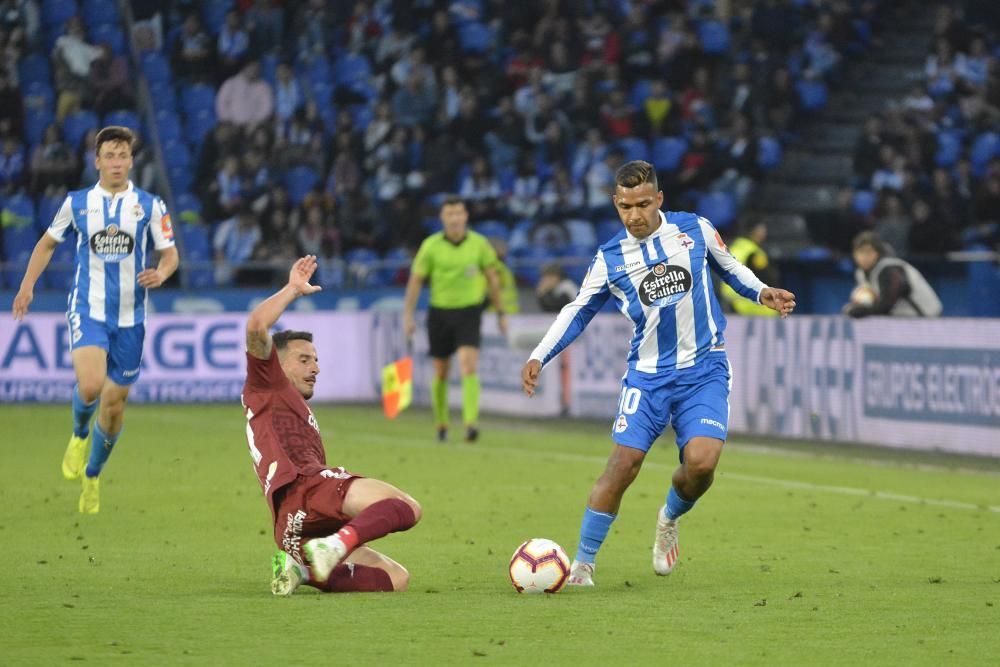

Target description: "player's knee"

left=684, top=452, right=720, bottom=480
left=78, top=380, right=102, bottom=403
left=101, top=396, right=127, bottom=420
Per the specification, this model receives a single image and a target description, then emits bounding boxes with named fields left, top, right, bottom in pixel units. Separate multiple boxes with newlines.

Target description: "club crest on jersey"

left=615, top=414, right=628, bottom=433
left=639, top=263, right=692, bottom=307
left=91, top=224, right=135, bottom=262
left=132, top=203, right=145, bottom=219
left=677, top=233, right=694, bottom=249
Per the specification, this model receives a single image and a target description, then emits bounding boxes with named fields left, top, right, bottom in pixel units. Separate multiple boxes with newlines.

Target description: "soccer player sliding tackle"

left=243, top=256, right=421, bottom=595
left=521, top=161, right=795, bottom=586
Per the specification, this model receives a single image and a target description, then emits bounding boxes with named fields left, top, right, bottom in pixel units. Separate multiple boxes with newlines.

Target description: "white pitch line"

left=354, top=432, right=1000, bottom=514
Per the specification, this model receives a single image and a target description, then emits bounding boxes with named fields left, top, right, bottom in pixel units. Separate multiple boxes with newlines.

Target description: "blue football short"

left=67, top=312, right=145, bottom=386
left=610, top=352, right=732, bottom=459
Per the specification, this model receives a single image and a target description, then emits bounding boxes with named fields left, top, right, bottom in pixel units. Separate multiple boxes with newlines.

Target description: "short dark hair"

left=273, top=330, right=313, bottom=352
left=95, top=126, right=135, bottom=155
left=440, top=194, right=465, bottom=209
left=615, top=160, right=658, bottom=191
left=852, top=231, right=885, bottom=255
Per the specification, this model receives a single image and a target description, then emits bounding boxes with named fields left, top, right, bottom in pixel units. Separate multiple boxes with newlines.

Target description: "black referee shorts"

left=427, top=306, right=483, bottom=359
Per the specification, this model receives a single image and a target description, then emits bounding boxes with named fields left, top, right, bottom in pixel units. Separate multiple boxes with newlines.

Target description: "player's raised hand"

left=289, top=255, right=322, bottom=296
left=760, top=287, right=796, bottom=318
left=521, top=359, right=542, bottom=397
left=12, top=288, right=33, bottom=320
left=137, top=268, right=166, bottom=288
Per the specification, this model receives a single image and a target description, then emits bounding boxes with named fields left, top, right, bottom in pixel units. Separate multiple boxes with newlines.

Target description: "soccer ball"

left=508, top=538, right=571, bottom=594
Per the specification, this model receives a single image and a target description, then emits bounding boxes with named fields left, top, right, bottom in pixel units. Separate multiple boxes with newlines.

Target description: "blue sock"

left=85, top=422, right=121, bottom=478
left=72, top=385, right=98, bottom=438
left=665, top=486, right=696, bottom=520
left=574, top=507, right=617, bottom=564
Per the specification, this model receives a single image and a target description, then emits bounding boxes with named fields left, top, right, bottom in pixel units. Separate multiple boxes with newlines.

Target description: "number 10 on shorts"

left=618, top=387, right=641, bottom=415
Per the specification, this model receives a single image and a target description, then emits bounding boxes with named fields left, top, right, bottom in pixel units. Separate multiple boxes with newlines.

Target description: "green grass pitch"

left=1, top=404, right=998, bottom=665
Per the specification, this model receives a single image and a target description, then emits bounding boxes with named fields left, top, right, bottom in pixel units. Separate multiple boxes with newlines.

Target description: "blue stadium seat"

left=181, top=83, right=216, bottom=116
left=2, top=194, right=38, bottom=284
left=42, top=0, right=77, bottom=27
left=284, top=166, right=321, bottom=206
left=757, top=136, right=783, bottom=170
left=458, top=22, right=493, bottom=54
left=798, top=246, right=833, bottom=261
left=162, top=140, right=192, bottom=169
left=333, top=53, right=373, bottom=87
left=299, top=56, right=332, bottom=87
left=260, top=53, right=280, bottom=86
left=140, top=51, right=172, bottom=85
left=935, top=131, right=962, bottom=168
left=89, top=22, right=126, bottom=55
left=35, top=194, right=64, bottom=232
left=597, top=219, right=623, bottom=242
left=184, top=109, right=217, bottom=147
left=475, top=220, right=509, bottom=241
left=103, top=110, right=140, bottom=133
left=565, top=219, right=597, bottom=248
left=852, top=189, right=876, bottom=215
left=970, top=132, right=1000, bottom=175
left=796, top=80, right=829, bottom=112
left=381, top=247, right=411, bottom=285
left=147, top=80, right=178, bottom=112
left=82, top=0, right=119, bottom=29
left=155, top=110, right=183, bottom=143
left=177, top=223, right=213, bottom=288
left=696, top=191, right=736, bottom=229
left=307, top=80, right=334, bottom=109
left=62, top=110, right=100, bottom=150
left=618, top=137, right=651, bottom=163
left=510, top=245, right=555, bottom=286
left=507, top=219, right=535, bottom=249
left=44, top=242, right=76, bottom=290
left=697, top=19, right=730, bottom=55
left=350, top=104, right=375, bottom=131
left=651, top=137, right=687, bottom=172
left=17, top=54, right=51, bottom=86
left=167, top=164, right=194, bottom=192
left=22, top=81, right=55, bottom=114
left=344, top=248, right=385, bottom=287
left=630, top=79, right=653, bottom=108
left=201, top=0, right=233, bottom=36
left=24, top=108, right=55, bottom=146
left=173, top=192, right=203, bottom=226
left=46, top=22, right=70, bottom=53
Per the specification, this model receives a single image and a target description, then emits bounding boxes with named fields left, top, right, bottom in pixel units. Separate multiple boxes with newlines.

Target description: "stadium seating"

left=651, top=137, right=688, bottom=173
left=62, top=110, right=100, bottom=150
left=696, top=191, right=736, bottom=230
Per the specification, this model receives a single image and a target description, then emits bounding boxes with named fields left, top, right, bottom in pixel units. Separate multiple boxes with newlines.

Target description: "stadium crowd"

left=2, top=0, right=994, bottom=290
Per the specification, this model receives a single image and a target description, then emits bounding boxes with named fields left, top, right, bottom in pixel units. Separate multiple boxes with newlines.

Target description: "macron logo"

left=700, top=418, right=726, bottom=431
left=614, top=261, right=642, bottom=272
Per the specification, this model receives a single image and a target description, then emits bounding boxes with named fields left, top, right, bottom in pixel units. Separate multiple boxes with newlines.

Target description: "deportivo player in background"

left=11, top=126, right=179, bottom=513
left=521, top=161, right=795, bottom=586
left=243, top=256, right=421, bottom=596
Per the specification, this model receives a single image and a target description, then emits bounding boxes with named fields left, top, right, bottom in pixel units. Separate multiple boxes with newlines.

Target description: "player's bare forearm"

left=246, top=256, right=322, bottom=359
left=12, top=235, right=58, bottom=319
left=484, top=267, right=504, bottom=312
left=157, top=246, right=179, bottom=281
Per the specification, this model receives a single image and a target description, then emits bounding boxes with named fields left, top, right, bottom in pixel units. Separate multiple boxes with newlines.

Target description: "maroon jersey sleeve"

left=245, top=347, right=291, bottom=390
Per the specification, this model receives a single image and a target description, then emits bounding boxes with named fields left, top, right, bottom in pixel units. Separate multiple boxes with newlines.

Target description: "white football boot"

left=567, top=560, right=595, bottom=587
left=303, top=536, right=348, bottom=583
left=652, top=506, right=680, bottom=575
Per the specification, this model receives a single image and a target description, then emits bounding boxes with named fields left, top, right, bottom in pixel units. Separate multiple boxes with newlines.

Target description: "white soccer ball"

left=508, top=538, right=571, bottom=594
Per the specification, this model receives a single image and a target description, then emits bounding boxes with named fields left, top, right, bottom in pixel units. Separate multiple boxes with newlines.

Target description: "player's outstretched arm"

left=759, top=287, right=797, bottom=318
left=12, top=234, right=59, bottom=320
left=246, top=255, right=322, bottom=359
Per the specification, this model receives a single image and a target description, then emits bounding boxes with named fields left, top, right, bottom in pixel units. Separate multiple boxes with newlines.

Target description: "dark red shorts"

left=273, top=467, right=361, bottom=563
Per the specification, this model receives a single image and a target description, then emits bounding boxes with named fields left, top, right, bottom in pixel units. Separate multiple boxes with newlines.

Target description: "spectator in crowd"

left=273, top=63, right=303, bottom=125
left=0, top=71, right=23, bottom=138
left=51, top=16, right=102, bottom=121
left=87, top=44, right=133, bottom=115
left=720, top=221, right=778, bottom=316
left=214, top=206, right=262, bottom=286
left=843, top=231, right=942, bottom=318
left=29, top=125, right=76, bottom=194
left=216, top=60, right=273, bottom=131
left=171, top=14, right=213, bottom=81
left=535, top=262, right=579, bottom=312
left=217, top=10, right=250, bottom=81
left=0, top=135, right=24, bottom=193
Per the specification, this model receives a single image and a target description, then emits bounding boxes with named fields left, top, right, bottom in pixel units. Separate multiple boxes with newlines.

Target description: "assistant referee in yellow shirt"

left=403, top=195, right=508, bottom=442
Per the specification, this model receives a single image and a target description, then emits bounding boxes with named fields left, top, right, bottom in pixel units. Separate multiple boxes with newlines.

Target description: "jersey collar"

left=95, top=180, right=135, bottom=201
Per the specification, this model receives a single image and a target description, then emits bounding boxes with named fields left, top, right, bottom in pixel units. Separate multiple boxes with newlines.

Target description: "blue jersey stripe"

left=603, top=241, right=649, bottom=366
left=134, top=190, right=153, bottom=323
left=686, top=217, right=714, bottom=366
left=69, top=190, right=90, bottom=319
left=102, top=196, right=122, bottom=326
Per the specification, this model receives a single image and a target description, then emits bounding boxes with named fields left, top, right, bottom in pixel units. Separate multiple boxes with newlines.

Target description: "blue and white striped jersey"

left=530, top=210, right=767, bottom=374
left=47, top=181, right=175, bottom=327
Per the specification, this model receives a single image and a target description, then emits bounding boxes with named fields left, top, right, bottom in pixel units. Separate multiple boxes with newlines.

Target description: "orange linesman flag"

left=381, top=355, right=413, bottom=419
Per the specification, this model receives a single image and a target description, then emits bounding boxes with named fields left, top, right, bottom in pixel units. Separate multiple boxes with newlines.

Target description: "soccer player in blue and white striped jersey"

left=12, top=126, right=179, bottom=513
left=521, top=160, right=795, bottom=586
